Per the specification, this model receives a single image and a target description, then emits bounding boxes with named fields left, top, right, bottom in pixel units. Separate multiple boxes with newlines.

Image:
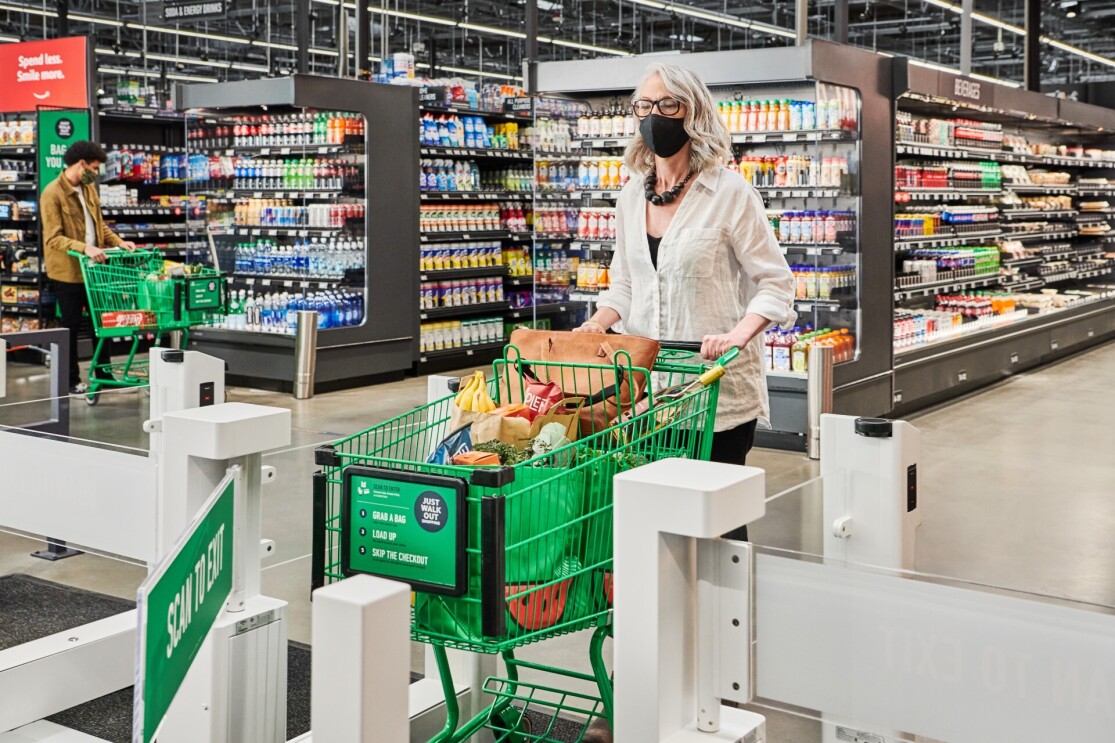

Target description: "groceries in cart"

left=428, top=368, right=584, bottom=467
left=318, top=332, right=740, bottom=743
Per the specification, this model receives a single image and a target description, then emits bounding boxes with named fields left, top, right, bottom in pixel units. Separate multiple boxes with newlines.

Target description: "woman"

left=576, top=61, right=796, bottom=517
left=575, top=60, right=795, bottom=743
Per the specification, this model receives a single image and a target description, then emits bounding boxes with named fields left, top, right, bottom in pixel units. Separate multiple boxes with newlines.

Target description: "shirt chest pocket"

left=675, top=227, right=723, bottom=278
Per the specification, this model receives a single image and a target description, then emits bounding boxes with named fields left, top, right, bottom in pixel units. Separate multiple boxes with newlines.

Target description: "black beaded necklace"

left=644, top=169, right=695, bottom=206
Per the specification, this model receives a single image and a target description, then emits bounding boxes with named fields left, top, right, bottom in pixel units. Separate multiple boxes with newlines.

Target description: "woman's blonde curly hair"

left=623, top=62, right=733, bottom=177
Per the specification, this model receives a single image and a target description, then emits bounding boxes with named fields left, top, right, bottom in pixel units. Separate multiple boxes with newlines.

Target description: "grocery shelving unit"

left=416, top=96, right=593, bottom=370
left=537, top=41, right=894, bottom=450
left=176, top=75, right=418, bottom=390
left=891, top=64, right=1115, bottom=413
left=0, top=124, right=47, bottom=336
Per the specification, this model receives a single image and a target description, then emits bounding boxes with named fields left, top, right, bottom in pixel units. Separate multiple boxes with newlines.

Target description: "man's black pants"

left=53, top=280, right=110, bottom=385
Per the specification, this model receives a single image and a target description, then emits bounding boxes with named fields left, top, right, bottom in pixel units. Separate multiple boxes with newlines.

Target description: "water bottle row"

left=220, top=289, right=365, bottom=333
left=231, top=238, right=364, bottom=279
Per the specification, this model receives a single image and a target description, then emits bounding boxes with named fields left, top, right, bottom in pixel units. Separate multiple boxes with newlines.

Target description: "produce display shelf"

left=784, top=243, right=847, bottom=256
left=1004, top=183, right=1078, bottom=195
left=420, top=266, right=508, bottom=281
left=420, top=302, right=510, bottom=320
left=758, top=186, right=842, bottom=199
left=506, top=301, right=586, bottom=320
left=420, top=192, right=531, bottom=202
left=419, top=105, right=532, bottom=123
left=231, top=274, right=343, bottom=288
left=419, top=341, right=506, bottom=364
left=794, top=298, right=847, bottom=312
left=420, top=231, right=529, bottom=243
left=0, top=273, right=41, bottom=285
left=420, top=146, right=533, bottom=160
left=894, top=273, right=1002, bottom=301
left=1006, top=230, right=1079, bottom=243
left=732, top=129, right=857, bottom=144
left=894, top=231, right=1002, bottom=250
left=999, top=209, right=1078, bottom=221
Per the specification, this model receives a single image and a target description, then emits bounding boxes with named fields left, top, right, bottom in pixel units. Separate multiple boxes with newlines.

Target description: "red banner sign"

left=0, top=37, right=89, bottom=113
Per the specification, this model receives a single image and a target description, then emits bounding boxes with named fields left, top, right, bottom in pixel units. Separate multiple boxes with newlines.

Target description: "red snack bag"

left=524, top=379, right=565, bottom=420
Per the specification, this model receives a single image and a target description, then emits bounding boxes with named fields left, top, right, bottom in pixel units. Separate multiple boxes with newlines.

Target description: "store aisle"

left=911, top=341, right=1115, bottom=606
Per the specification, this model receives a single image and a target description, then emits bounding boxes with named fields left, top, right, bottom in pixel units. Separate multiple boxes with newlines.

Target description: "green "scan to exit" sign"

left=134, top=469, right=236, bottom=743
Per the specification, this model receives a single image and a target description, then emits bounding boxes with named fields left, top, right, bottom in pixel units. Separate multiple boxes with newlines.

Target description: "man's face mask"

left=80, top=163, right=100, bottom=185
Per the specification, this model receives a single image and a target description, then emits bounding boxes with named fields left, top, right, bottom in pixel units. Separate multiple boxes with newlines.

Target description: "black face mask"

left=639, top=113, right=690, bottom=158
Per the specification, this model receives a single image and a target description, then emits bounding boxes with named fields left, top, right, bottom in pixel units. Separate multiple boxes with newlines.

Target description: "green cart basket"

left=68, top=248, right=226, bottom=403
left=313, top=342, right=736, bottom=742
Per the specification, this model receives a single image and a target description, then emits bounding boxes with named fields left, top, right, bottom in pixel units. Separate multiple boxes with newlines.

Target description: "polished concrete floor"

left=2, top=342, right=1114, bottom=740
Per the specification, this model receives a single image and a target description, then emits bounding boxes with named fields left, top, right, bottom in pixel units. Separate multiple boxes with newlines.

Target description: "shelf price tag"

left=260, top=148, right=270, bottom=156
left=753, top=134, right=766, bottom=143
left=783, top=133, right=796, bottom=142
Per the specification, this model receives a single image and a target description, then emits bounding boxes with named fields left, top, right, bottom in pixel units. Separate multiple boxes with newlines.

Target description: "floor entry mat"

left=0, top=574, right=314, bottom=742
left=1, top=574, right=590, bottom=742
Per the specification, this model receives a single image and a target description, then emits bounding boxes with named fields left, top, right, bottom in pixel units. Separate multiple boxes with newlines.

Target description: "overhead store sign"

left=937, top=72, right=995, bottom=108
left=134, top=469, right=236, bottom=743
left=37, top=109, right=91, bottom=197
left=0, top=36, right=90, bottom=113
left=163, top=0, right=227, bottom=22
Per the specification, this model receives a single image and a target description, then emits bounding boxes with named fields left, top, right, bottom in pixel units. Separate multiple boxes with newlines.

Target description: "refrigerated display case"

left=175, top=75, right=418, bottom=389
left=536, top=41, right=894, bottom=450
left=891, top=64, right=1115, bottom=413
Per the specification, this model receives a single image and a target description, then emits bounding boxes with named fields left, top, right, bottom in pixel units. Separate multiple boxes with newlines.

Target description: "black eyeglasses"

left=632, top=97, right=682, bottom=118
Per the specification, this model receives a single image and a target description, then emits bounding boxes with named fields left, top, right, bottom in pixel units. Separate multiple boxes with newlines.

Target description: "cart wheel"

left=85, top=391, right=100, bottom=406
left=491, top=707, right=532, bottom=743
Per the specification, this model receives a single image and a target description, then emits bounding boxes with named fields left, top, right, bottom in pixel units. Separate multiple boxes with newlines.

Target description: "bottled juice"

left=777, top=100, right=790, bottom=131
left=758, top=101, right=770, bottom=132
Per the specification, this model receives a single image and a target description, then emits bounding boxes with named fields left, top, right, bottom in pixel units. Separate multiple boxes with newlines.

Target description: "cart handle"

left=66, top=247, right=131, bottom=260
left=658, top=340, right=740, bottom=369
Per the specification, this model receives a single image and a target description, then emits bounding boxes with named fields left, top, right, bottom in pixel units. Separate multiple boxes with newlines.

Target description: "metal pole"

left=357, top=0, right=370, bottom=78
left=795, top=0, right=808, bottom=45
left=56, top=0, right=68, bottom=36
left=338, top=6, right=349, bottom=78
left=807, top=344, right=834, bottom=460
left=293, top=310, right=319, bottom=400
left=833, top=0, right=849, bottom=44
left=296, top=0, right=310, bottom=74
left=524, top=0, right=539, bottom=93
left=1024, top=0, right=1041, bottom=91
left=960, top=0, right=974, bottom=75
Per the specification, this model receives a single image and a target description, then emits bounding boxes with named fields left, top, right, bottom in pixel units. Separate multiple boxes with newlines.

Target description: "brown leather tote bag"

left=503, top=329, right=661, bottom=436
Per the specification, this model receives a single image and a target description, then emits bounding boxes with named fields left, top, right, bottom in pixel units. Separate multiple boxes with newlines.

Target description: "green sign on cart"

left=134, top=470, right=236, bottom=743
left=342, top=466, right=467, bottom=596
left=37, top=108, right=91, bottom=196
left=186, top=276, right=222, bottom=310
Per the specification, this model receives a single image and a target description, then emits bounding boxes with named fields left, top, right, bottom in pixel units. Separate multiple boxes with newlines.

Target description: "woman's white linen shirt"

left=597, top=165, right=796, bottom=430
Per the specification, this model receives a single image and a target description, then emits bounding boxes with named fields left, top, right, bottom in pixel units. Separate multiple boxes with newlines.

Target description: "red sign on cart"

left=0, top=37, right=90, bottom=113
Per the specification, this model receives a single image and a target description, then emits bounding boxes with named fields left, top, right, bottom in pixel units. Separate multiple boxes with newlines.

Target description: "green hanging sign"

left=37, top=108, right=90, bottom=196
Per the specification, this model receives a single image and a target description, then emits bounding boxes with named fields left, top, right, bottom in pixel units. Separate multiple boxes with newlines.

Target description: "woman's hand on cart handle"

left=700, top=330, right=747, bottom=361
left=118, top=240, right=138, bottom=251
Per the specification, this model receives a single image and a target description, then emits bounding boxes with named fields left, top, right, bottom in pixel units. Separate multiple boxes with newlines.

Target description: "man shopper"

left=40, top=141, right=136, bottom=393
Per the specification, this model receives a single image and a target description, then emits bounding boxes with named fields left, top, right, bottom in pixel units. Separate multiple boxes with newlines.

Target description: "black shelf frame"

left=177, top=75, right=419, bottom=390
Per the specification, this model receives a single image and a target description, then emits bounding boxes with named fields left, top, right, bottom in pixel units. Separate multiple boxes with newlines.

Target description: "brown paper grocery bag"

left=528, top=397, right=585, bottom=443
left=471, top=412, right=532, bottom=447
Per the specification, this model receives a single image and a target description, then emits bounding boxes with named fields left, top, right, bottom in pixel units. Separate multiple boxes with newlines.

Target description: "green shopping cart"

left=68, top=248, right=226, bottom=403
left=313, top=341, right=737, bottom=742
